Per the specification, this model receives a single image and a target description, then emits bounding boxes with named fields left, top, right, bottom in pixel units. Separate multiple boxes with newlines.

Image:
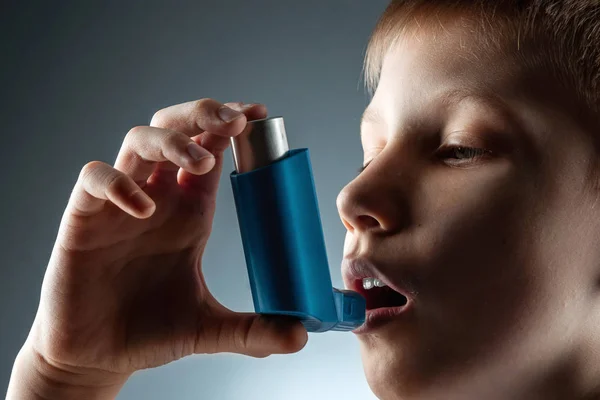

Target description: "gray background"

left=0, top=1, right=388, bottom=398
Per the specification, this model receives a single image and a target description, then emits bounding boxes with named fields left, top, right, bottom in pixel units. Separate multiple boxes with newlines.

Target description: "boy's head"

left=337, top=1, right=600, bottom=399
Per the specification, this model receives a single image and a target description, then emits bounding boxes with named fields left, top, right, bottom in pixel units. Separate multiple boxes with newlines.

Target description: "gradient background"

left=0, top=1, right=389, bottom=398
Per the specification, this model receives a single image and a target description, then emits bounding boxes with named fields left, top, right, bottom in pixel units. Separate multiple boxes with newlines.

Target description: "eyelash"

left=436, top=145, right=492, bottom=164
left=357, top=146, right=492, bottom=174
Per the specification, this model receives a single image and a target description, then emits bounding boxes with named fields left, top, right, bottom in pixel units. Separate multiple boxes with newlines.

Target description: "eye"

left=437, top=145, right=492, bottom=165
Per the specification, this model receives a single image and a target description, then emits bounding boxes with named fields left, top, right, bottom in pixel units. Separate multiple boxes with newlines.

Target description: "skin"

left=6, top=13, right=600, bottom=400
left=337, top=17, right=600, bottom=400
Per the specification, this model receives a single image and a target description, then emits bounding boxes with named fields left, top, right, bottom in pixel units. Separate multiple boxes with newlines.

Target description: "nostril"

left=356, top=215, right=380, bottom=230
left=340, top=215, right=379, bottom=233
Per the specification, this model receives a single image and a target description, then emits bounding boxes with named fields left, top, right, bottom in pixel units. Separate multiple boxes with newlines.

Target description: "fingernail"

left=218, top=106, right=244, bottom=123
left=187, top=142, right=213, bottom=161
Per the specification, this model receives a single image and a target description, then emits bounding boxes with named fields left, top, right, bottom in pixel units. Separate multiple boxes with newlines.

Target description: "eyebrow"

left=359, top=88, right=509, bottom=134
left=358, top=89, right=487, bottom=128
left=439, top=88, right=504, bottom=110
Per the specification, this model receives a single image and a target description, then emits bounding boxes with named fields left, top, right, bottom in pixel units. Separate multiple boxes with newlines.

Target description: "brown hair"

left=364, top=1, right=600, bottom=115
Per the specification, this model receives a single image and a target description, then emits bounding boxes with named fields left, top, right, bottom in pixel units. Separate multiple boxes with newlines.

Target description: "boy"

left=7, top=1, right=600, bottom=399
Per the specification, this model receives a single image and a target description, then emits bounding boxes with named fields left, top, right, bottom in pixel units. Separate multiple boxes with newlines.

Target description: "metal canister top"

left=231, top=116, right=290, bottom=173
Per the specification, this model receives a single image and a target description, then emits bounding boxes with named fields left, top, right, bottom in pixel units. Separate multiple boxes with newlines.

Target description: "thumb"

left=201, top=313, right=308, bottom=358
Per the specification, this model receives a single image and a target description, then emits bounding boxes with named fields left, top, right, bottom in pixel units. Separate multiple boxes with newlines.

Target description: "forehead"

left=364, top=6, right=514, bottom=91
left=383, top=20, right=515, bottom=97
left=363, top=20, right=522, bottom=128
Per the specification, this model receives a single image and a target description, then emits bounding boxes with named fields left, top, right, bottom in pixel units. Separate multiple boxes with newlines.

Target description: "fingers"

left=232, top=314, right=308, bottom=358
left=114, top=99, right=267, bottom=186
left=198, top=102, right=268, bottom=153
left=150, top=98, right=250, bottom=141
left=69, top=99, right=268, bottom=218
left=224, top=102, right=267, bottom=120
left=156, top=101, right=267, bottom=155
left=198, top=311, right=308, bottom=358
left=114, top=126, right=216, bottom=184
left=67, top=161, right=155, bottom=218
left=174, top=102, right=268, bottom=193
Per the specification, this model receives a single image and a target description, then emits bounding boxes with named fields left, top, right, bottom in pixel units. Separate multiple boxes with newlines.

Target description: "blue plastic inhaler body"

left=229, top=117, right=365, bottom=332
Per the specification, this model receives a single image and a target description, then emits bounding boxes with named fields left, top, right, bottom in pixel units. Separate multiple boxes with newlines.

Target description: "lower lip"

left=353, top=301, right=412, bottom=334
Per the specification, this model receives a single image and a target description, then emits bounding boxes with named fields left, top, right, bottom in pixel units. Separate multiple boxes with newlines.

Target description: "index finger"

left=150, top=98, right=248, bottom=139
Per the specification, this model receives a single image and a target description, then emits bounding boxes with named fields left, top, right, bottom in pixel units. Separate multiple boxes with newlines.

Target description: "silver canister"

left=230, top=116, right=290, bottom=174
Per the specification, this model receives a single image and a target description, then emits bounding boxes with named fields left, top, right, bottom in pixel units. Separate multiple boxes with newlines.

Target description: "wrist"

left=7, top=343, right=130, bottom=400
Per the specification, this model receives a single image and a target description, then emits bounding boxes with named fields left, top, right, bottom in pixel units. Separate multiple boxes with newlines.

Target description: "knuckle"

left=150, top=108, right=170, bottom=127
left=57, top=217, right=99, bottom=252
left=79, top=161, right=105, bottom=182
left=105, top=172, right=129, bottom=193
left=193, top=98, right=214, bottom=112
left=234, top=317, right=255, bottom=352
left=192, top=98, right=219, bottom=119
left=125, top=125, right=146, bottom=142
left=79, top=161, right=127, bottom=193
left=162, top=130, right=182, bottom=148
left=123, top=126, right=156, bottom=166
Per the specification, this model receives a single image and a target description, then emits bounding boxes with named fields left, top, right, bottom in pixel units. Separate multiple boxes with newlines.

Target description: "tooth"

left=374, top=279, right=387, bottom=287
left=363, top=278, right=374, bottom=290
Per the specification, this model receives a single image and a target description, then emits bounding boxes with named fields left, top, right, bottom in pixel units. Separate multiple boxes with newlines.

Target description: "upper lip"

left=341, top=257, right=415, bottom=302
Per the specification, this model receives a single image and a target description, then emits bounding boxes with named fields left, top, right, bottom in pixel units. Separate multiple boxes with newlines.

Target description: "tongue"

left=366, top=286, right=408, bottom=310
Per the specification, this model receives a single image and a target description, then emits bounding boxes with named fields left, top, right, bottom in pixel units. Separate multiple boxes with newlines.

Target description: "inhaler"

left=230, top=116, right=366, bottom=332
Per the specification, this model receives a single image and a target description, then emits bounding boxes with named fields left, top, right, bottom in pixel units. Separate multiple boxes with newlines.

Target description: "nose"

left=336, top=158, right=409, bottom=234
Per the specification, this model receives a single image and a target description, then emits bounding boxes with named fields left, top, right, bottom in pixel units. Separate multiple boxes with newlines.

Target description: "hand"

left=7, top=100, right=307, bottom=399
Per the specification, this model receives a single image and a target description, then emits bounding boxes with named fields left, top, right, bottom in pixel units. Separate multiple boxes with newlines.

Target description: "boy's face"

left=338, top=18, right=600, bottom=399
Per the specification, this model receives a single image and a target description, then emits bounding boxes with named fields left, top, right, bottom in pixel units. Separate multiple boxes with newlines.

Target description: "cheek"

left=421, top=162, right=524, bottom=260
left=413, top=162, right=544, bottom=363
left=419, top=163, right=525, bottom=266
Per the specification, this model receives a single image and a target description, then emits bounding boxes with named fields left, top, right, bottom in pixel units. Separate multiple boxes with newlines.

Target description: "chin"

left=358, top=323, right=449, bottom=400
left=359, top=336, right=418, bottom=400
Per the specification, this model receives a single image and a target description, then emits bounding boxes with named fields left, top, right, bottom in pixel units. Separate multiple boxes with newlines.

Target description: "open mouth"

left=357, top=278, right=408, bottom=310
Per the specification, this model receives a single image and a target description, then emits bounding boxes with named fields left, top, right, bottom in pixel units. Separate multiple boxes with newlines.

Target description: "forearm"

left=6, top=344, right=128, bottom=400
